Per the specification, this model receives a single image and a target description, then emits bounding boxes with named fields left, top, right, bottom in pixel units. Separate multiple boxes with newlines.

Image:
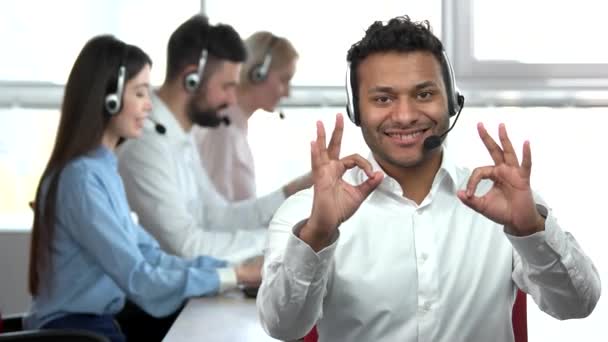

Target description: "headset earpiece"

left=184, top=49, right=208, bottom=93
left=184, top=72, right=200, bottom=93
left=249, top=36, right=278, bottom=84
left=441, top=50, right=463, bottom=117
left=104, top=44, right=127, bottom=115
left=345, top=62, right=357, bottom=125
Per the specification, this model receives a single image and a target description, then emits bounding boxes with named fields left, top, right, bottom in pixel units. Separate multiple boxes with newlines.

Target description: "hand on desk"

left=235, top=256, right=263, bottom=288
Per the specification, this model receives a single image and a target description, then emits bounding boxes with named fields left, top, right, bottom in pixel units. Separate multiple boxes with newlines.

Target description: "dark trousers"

left=42, top=313, right=125, bottom=342
left=114, top=300, right=182, bottom=342
left=41, top=301, right=182, bottom=342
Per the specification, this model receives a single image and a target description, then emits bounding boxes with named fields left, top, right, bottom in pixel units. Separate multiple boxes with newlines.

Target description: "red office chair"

left=303, top=289, right=528, bottom=342
left=512, top=289, right=528, bottom=342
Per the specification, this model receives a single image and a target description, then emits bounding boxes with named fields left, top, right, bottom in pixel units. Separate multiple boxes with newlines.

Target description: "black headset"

left=104, top=43, right=128, bottom=115
left=184, top=48, right=208, bottom=92
left=249, top=36, right=278, bottom=84
left=345, top=50, right=465, bottom=126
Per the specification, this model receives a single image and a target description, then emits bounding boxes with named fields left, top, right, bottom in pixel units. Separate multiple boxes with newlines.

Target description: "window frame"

left=442, top=0, right=608, bottom=106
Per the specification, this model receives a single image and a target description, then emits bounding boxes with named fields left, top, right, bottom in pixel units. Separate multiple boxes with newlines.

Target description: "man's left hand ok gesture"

left=457, top=123, right=545, bottom=236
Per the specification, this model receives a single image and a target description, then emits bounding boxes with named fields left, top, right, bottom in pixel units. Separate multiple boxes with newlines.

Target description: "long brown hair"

left=28, top=35, right=152, bottom=295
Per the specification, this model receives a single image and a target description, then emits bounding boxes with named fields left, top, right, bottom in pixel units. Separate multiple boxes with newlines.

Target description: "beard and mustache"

left=187, top=99, right=230, bottom=128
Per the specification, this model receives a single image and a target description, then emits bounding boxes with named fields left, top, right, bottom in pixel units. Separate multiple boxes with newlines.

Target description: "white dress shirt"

left=257, top=150, right=601, bottom=342
left=117, top=92, right=286, bottom=263
left=193, top=105, right=256, bottom=201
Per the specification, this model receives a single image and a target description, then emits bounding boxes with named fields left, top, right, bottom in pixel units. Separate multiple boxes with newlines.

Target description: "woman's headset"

left=249, top=36, right=278, bottom=84
left=104, top=43, right=128, bottom=115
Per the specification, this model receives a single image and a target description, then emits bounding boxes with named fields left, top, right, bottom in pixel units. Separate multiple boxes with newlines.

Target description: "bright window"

left=473, top=0, right=608, bottom=63
left=0, top=0, right=201, bottom=85
left=450, top=0, right=608, bottom=81
left=0, top=0, right=202, bottom=228
left=0, top=108, right=59, bottom=229
left=205, top=0, right=442, bottom=86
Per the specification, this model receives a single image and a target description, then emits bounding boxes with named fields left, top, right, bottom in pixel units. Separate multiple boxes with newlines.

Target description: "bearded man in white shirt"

left=257, top=15, right=601, bottom=342
left=117, top=14, right=312, bottom=264
left=193, top=31, right=300, bottom=202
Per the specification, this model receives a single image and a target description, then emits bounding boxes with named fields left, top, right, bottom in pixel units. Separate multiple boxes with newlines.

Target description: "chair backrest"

left=0, top=314, right=23, bottom=333
left=512, top=289, right=528, bottom=342
left=303, top=290, right=529, bottom=342
left=0, top=330, right=109, bottom=342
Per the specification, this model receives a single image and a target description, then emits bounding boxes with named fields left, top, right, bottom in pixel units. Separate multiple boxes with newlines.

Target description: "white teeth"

left=387, top=131, right=422, bottom=140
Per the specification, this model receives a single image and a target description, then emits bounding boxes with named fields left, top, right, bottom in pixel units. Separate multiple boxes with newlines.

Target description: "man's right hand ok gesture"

left=299, top=114, right=384, bottom=252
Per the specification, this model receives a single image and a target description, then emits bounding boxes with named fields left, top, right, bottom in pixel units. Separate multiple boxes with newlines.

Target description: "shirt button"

left=418, top=302, right=432, bottom=314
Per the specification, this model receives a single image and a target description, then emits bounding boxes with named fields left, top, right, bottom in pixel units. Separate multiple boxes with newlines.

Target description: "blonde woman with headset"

left=193, top=31, right=300, bottom=201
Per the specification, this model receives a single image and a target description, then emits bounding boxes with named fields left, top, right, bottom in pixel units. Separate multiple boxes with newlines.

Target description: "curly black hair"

left=347, top=15, right=443, bottom=70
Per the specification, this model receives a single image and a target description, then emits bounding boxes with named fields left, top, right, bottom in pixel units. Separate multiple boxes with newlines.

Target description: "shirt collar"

left=223, top=104, right=249, bottom=132
left=360, top=146, right=460, bottom=197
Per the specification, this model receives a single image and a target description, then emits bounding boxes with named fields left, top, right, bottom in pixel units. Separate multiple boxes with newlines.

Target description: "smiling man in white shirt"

left=116, top=15, right=312, bottom=264
left=257, top=15, right=601, bottom=342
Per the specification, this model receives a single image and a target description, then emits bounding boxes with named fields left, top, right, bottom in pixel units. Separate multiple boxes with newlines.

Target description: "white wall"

left=0, top=230, right=31, bottom=315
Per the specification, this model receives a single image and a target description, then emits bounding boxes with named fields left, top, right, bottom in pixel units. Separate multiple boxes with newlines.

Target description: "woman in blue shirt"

left=25, top=35, right=260, bottom=342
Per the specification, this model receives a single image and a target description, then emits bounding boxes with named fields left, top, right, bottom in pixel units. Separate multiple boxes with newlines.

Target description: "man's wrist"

left=298, top=220, right=338, bottom=252
left=506, top=204, right=548, bottom=236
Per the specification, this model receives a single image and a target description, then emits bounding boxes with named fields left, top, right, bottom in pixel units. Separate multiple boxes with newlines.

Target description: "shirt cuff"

left=506, top=209, right=566, bottom=267
left=217, top=267, right=238, bottom=292
left=282, top=220, right=338, bottom=284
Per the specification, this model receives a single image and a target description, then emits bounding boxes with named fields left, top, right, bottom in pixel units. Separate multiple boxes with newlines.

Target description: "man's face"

left=358, top=51, right=449, bottom=170
left=188, top=61, right=241, bottom=127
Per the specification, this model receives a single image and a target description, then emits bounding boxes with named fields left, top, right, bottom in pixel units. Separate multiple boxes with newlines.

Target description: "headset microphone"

left=422, top=97, right=464, bottom=150
left=221, top=116, right=231, bottom=126
left=147, top=117, right=167, bottom=135
left=279, top=111, right=285, bottom=119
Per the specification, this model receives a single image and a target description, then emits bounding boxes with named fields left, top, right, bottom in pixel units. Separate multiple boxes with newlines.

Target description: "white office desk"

left=163, top=290, right=282, bottom=342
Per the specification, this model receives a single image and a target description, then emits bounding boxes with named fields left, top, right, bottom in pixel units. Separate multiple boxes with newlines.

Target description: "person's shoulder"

left=117, top=128, right=169, bottom=160
left=62, top=153, right=101, bottom=178
left=58, top=154, right=109, bottom=197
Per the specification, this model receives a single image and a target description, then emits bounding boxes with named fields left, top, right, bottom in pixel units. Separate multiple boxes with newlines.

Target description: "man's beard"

left=187, top=100, right=229, bottom=128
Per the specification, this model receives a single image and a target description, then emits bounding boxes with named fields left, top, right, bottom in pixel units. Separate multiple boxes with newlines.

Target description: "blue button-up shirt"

left=25, top=146, right=229, bottom=329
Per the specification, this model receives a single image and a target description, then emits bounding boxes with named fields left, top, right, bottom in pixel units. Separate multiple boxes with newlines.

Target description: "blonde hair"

left=241, top=31, right=298, bottom=87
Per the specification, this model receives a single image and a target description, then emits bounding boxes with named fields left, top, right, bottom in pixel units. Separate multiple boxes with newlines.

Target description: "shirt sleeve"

left=135, top=225, right=238, bottom=291
left=257, top=190, right=337, bottom=341
left=508, top=196, right=601, bottom=319
left=117, top=133, right=270, bottom=263
left=58, top=166, right=224, bottom=318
